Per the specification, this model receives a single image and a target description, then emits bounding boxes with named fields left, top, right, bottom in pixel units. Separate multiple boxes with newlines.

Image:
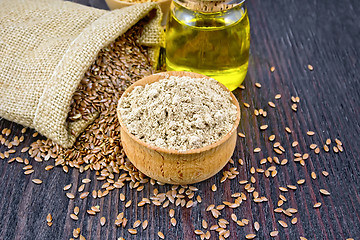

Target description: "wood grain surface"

left=1, top=0, right=359, bottom=240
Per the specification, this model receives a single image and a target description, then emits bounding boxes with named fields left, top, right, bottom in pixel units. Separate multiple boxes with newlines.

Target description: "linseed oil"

left=166, top=0, right=250, bottom=91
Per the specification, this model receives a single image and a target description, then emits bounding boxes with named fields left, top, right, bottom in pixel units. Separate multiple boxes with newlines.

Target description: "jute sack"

left=0, top=0, right=164, bottom=148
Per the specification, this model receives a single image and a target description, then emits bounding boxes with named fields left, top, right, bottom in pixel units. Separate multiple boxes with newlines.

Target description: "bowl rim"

left=105, top=0, right=171, bottom=6
left=117, top=71, right=241, bottom=155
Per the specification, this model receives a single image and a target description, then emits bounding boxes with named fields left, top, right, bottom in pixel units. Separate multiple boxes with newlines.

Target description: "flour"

left=118, top=75, right=238, bottom=151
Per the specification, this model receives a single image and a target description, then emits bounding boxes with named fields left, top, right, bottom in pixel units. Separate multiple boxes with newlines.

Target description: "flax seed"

left=255, top=83, right=262, bottom=88
left=254, top=221, right=260, bottom=231
left=142, top=220, right=148, bottom=230
left=260, top=125, right=268, bottom=130
left=66, top=193, right=75, bottom=199
left=245, top=233, right=256, bottom=239
left=158, top=231, right=165, bottom=239
left=24, top=169, right=34, bottom=175
left=313, top=202, right=322, bottom=208
left=133, top=220, right=141, bottom=228
left=278, top=220, right=288, bottom=228
left=32, top=179, right=42, bottom=184
left=320, top=189, right=330, bottom=195
left=307, top=131, right=315, bottom=136
left=268, top=101, right=275, bottom=108
left=254, top=147, right=261, bottom=153
left=171, top=218, right=177, bottom=226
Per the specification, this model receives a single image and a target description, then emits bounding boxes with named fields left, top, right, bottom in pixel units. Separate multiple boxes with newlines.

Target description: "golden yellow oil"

left=166, top=2, right=250, bottom=91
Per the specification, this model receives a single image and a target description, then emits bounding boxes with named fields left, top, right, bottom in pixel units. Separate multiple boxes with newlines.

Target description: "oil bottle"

left=166, top=0, right=250, bottom=91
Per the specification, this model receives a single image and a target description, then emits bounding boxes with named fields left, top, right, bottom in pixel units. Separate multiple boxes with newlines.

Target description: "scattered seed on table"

left=245, top=233, right=256, bottom=239
left=186, top=200, right=194, bottom=208
left=323, top=145, right=329, bottom=152
left=24, top=169, right=34, bottom=175
left=322, top=171, right=329, bottom=177
left=300, top=237, right=308, bottom=240
left=292, top=141, right=298, bottom=147
left=78, top=184, right=85, bottom=192
left=314, top=147, right=320, bottom=154
left=275, top=94, right=281, bottom=99
left=46, top=213, right=52, bottom=223
left=268, top=101, right=276, bottom=108
left=158, top=231, right=165, bottom=239
left=269, top=135, right=275, bottom=141
left=260, top=125, right=268, bottom=130
left=254, top=148, right=261, bottom=153
left=270, top=66, right=276, bottom=72
left=32, top=179, right=42, bottom=184
left=66, top=193, right=75, bottom=200
left=45, top=165, right=54, bottom=171
left=307, top=64, right=314, bottom=71
left=128, top=229, right=137, bottom=235
left=170, top=218, right=177, bottom=226
left=313, top=202, right=322, bottom=208
left=307, top=131, right=315, bottom=136
left=243, top=102, right=250, bottom=108
left=320, top=189, right=330, bottom=195
left=255, top=83, right=262, bottom=88
left=70, top=214, right=78, bottom=221
left=297, top=179, right=305, bottom=185
left=74, top=207, right=79, bottom=215
left=333, top=146, right=339, bottom=153
left=285, top=127, right=292, bottom=133
left=99, top=217, right=106, bottom=226
left=278, top=220, right=288, bottom=228
left=310, top=144, right=317, bottom=150
left=82, top=179, right=91, bottom=184
left=254, top=221, right=260, bottom=231
left=279, top=187, right=288, bottom=192
left=238, top=132, right=245, bottom=138
left=335, top=138, right=342, bottom=146
left=311, top=172, right=317, bottom=179
left=125, top=200, right=132, bottom=208
left=80, top=192, right=89, bottom=199
left=270, top=231, right=279, bottom=237
left=291, top=217, right=298, bottom=225
left=32, top=132, right=38, bottom=137
left=211, top=184, right=217, bottom=192
left=142, top=220, right=148, bottom=230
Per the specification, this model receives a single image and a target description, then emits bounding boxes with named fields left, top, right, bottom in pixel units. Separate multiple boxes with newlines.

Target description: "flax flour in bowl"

left=117, top=71, right=240, bottom=184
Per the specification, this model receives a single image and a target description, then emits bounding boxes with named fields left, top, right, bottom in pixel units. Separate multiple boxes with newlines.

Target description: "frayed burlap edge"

left=32, top=3, right=164, bottom=148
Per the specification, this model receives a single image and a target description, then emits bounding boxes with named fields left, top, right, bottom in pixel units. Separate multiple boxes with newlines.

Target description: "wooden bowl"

left=117, top=71, right=241, bottom=184
left=105, top=0, right=172, bottom=25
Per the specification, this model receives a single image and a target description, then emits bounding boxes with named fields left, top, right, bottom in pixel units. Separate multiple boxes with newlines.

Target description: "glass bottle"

left=165, top=0, right=250, bottom=91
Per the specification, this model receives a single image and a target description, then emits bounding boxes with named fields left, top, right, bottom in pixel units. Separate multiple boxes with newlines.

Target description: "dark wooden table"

left=1, top=0, right=359, bottom=239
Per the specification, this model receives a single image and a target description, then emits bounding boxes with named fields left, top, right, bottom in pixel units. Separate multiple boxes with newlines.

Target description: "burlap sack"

left=0, top=0, right=164, bottom=148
